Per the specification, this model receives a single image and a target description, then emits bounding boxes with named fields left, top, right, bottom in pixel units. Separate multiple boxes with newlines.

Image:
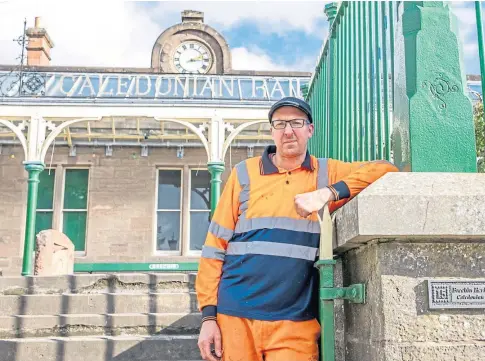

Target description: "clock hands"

left=188, top=54, right=204, bottom=62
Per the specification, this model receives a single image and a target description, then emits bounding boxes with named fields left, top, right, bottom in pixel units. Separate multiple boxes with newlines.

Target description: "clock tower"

left=151, top=10, right=232, bottom=74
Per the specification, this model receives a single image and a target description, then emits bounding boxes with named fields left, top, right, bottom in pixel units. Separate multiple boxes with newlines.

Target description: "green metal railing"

left=476, top=1, right=485, bottom=100
left=305, top=2, right=479, bottom=361
left=306, top=2, right=395, bottom=162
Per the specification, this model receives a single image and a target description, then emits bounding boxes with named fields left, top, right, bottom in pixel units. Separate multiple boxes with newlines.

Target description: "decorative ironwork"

left=0, top=18, right=46, bottom=97
left=422, top=73, right=459, bottom=109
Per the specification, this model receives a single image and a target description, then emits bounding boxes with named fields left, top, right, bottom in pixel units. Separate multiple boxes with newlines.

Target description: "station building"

left=0, top=11, right=311, bottom=275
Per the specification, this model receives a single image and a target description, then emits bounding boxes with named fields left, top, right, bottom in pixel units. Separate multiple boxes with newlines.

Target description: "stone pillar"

left=392, top=2, right=477, bottom=172
left=26, top=17, right=54, bottom=66
left=333, top=172, right=485, bottom=360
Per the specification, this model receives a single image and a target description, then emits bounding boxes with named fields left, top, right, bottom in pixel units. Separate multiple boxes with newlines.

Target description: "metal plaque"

left=428, top=279, right=485, bottom=309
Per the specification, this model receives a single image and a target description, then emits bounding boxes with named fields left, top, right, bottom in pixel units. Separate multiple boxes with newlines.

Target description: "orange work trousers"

left=217, top=313, right=320, bottom=361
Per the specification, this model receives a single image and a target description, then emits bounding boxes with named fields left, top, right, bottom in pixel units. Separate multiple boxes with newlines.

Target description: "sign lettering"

left=0, top=71, right=308, bottom=102
left=428, top=280, right=485, bottom=309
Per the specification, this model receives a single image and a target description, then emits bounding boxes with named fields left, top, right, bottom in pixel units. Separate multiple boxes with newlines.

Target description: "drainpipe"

left=21, top=161, right=45, bottom=276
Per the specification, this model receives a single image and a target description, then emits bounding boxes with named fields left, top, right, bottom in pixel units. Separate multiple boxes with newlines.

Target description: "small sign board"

left=428, top=280, right=485, bottom=309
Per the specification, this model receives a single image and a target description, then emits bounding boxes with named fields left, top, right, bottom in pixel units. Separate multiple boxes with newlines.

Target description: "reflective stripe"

left=236, top=161, right=250, bottom=213
left=227, top=241, right=318, bottom=261
left=235, top=214, right=320, bottom=234
left=208, top=221, right=234, bottom=241
left=317, top=158, right=329, bottom=189
left=201, top=246, right=226, bottom=261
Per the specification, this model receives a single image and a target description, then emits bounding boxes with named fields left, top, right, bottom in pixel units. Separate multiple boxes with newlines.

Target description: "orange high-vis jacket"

left=196, top=146, right=398, bottom=322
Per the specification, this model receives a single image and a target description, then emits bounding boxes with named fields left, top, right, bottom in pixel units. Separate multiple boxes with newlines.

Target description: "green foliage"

left=474, top=101, right=485, bottom=173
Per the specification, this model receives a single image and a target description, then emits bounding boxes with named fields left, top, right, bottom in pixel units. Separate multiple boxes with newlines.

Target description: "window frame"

left=185, top=167, right=211, bottom=256
left=154, top=167, right=184, bottom=256
left=60, top=166, right=91, bottom=256
left=35, top=167, right=56, bottom=239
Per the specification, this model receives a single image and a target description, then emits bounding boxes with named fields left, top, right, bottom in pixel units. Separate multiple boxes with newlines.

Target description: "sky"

left=0, top=1, right=481, bottom=75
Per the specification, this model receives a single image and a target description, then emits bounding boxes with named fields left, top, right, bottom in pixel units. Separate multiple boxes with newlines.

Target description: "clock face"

left=173, top=41, right=213, bottom=74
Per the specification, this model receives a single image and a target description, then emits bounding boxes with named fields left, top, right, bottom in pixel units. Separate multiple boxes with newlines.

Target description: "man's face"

left=270, top=106, right=314, bottom=158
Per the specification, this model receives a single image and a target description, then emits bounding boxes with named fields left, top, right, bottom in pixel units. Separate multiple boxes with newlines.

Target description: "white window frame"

left=60, top=167, right=90, bottom=257
left=154, top=167, right=184, bottom=256
left=185, top=167, right=211, bottom=256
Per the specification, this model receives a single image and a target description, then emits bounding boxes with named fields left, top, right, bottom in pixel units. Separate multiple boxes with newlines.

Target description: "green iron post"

left=475, top=1, right=485, bottom=100
left=392, top=1, right=477, bottom=172
left=325, top=2, right=338, bottom=159
left=207, top=162, right=225, bottom=217
left=21, top=161, right=45, bottom=276
left=315, top=205, right=365, bottom=361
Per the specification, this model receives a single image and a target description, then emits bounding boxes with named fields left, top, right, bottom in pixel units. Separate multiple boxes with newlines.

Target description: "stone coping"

left=333, top=172, right=485, bottom=252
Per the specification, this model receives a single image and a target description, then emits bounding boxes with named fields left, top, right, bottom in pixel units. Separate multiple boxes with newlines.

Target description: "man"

left=196, top=96, right=398, bottom=361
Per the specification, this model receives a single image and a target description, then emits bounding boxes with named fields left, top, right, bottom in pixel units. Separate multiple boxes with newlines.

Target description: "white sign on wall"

left=0, top=72, right=309, bottom=102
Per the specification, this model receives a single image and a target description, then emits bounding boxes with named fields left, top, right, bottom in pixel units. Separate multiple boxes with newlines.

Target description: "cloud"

left=231, top=47, right=288, bottom=71
left=0, top=0, right=162, bottom=67
left=450, top=2, right=480, bottom=74
left=231, top=46, right=315, bottom=72
left=0, top=0, right=328, bottom=70
left=141, top=1, right=330, bottom=37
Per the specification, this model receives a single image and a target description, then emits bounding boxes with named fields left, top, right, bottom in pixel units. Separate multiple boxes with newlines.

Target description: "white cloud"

left=231, top=47, right=288, bottom=71
left=231, top=46, right=312, bottom=72
left=0, top=0, right=329, bottom=69
left=143, top=1, right=329, bottom=36
left=0, top=0, right=166, bottom=67
left=450, top=2, right=480, bottom=73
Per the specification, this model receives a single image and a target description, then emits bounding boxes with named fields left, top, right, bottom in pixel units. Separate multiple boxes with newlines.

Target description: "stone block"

left=129, top=217, right=151, bottom=230
left=92, top=167, right=115, bottom=179
left=334, top=172, right=485, bottom=250
left=333, top=172, right=485, bottom=361
left=0, top=335, right=201, bottom=361
left=341, top=241, right=485, bottom=361
left=34, top=230, right=74, bottom=276
left=0, top=312, right=201, bottom=338
left=109, top=244, right=129, bottom=256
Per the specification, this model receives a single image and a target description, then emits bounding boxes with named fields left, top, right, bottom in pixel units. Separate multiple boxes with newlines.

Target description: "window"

left=189, top=169, right=211, bottom=251
left=62, top=169, right=89, bottom=252
left=156, top=169, right=182, bottom=252
left=155, top=168, right=211, bottom=255
left=35, top=169, right=56, bottom=238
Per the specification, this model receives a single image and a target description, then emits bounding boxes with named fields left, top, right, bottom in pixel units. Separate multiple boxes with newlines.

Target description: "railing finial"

left=324, top=2, right=338, bottom=24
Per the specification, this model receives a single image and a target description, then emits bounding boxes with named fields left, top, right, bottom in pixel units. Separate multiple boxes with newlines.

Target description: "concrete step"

left=0, top=334, right=202, bottom=361
left=0, top=273, right=196, bottom=295
left=0, top=292, right=199, bottom=316
left=0, top=313, right=202, bottom=338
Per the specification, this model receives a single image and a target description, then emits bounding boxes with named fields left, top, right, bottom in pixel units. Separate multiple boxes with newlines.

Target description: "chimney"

left=181, top=10, right=204, bottom=24
left=26, top=17, right=54, bottom=66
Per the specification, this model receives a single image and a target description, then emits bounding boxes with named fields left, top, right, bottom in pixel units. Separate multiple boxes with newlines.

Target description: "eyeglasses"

left=271, top=118, right=310, bottom=130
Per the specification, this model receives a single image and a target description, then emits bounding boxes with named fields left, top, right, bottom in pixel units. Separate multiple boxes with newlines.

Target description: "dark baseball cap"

left=268, top=96, right=313, bottom=123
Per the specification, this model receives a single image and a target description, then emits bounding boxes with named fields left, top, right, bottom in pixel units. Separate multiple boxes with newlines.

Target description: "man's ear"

left=308, top=124, right=315, bottom=137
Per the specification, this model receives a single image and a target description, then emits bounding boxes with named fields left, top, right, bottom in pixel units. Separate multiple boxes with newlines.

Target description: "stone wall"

left=342, top=241, right=485, bottom=361
left=333, top=172, right=485, bottom=361
left=0, top=150, right=26, bottom=275
left=0, top=144, right=251, bottom=275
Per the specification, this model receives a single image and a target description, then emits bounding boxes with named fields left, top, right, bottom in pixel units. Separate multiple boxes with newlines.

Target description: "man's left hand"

left=294, top=187, right=335, bottom=218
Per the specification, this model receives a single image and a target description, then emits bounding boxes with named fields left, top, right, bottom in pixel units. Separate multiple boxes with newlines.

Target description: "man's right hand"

left=198, top=320, right=223, bottom=361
